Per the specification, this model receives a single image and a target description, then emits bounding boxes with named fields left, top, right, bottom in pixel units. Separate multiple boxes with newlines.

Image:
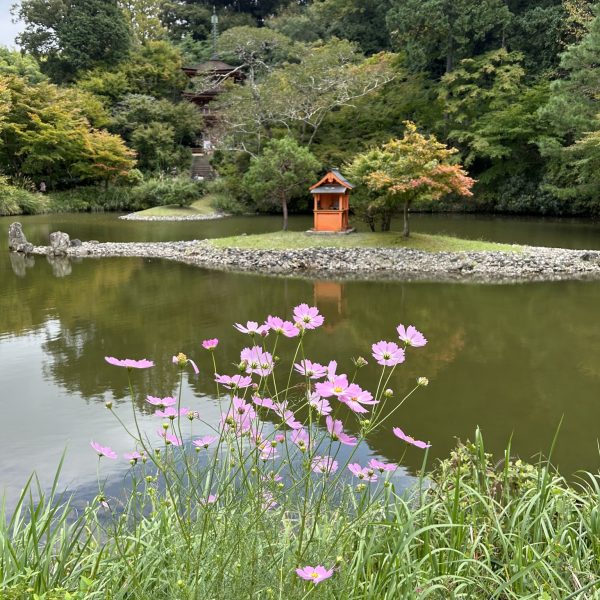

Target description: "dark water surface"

left=1, top=212, right=599, bottom=507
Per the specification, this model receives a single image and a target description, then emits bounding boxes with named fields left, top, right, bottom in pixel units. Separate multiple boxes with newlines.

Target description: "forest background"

left=1, top=0, right=600, bottom=218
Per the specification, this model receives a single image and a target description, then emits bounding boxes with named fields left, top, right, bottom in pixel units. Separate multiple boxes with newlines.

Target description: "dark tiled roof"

left=191, top=59, right=237, bottom=72
left=331, top=169, right=354, bottom=189
left=310, top=185, right=348, bottom=194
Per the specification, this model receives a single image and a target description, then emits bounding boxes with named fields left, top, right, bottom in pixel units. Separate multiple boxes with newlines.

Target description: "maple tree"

left=347, top=122, right=475, bottom=236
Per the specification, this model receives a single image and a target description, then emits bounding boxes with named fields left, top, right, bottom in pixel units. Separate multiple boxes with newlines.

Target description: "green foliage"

left=15, top=0, right=132, bottom=82
left=243, top=137, right=321, bottom=229
left=347, top=122, right=475, bottom=235
left=77, top=41, right=187, bottom=103
left=0, top=75, right=135, bottom=187
left=0, top=176, right=49, bottom=216
left=129, top=176, right=206, bottom=209
left=119, top=0, right=167, bottom=44
left=387, top=0, right=511, bottom=74
left=0, top=48, right=47, bottom=84
left=111, top=94, right=202, bottom=173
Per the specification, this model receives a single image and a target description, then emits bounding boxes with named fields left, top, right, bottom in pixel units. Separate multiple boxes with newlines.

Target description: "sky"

left=0, top=1, right=22, bottom=48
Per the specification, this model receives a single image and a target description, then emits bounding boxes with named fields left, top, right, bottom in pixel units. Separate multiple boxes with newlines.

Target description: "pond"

left=1, top=212, right=600, bottom=509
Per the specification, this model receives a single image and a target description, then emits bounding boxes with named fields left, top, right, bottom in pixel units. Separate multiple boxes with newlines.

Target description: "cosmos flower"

left=234, top=321, right=269, bottom=336
left=295, top=565, right=334, bottom=584
left=157, top=430, right=182, bottom=446
left=293, top=304, right=324, bottom=330
left=105, top=357, right=154, bottom=369
left=90, top=441, right=117, bottom=459
left=348, top=463, right=377, bottom=482
left=146, top=395, right=177, bottom=408
left=155, top=407, right=189, bottom=419
left=294, top=359, right=327, bottom=379
left=265, top=316, right=300, bottom=338
left=291, top=428, right=310, bottom=449
left=325, top=417, right=357, bottom=446
left=392, top=427, right=431, bottom=449
left=202, top=338, right=219, bottom=350
left=311, top=455, right=338, bottom=474
left=172, top=353, right=199, bottom=375
left=240, top=347, right=274, bottom=377
left=192, top=436, right=218, bottom=449
left=371, top=341, right=405, bottom=367
left=214, top=374, right=253, bottom=389
left=368, top=458, right=397, bottom=473
left=315, top=374, right=350, bottom=399
left=124, top=451, right=145, bottom=464
left=308, top=393, right=332, bottom=416
left=252, top=395, right=277, bottom=410
left=397, top=324, right=427, bottom=347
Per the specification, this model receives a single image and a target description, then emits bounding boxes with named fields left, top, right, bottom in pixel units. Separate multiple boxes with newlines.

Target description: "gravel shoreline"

left=26, top=240, right=600, bottom=283
left=118, top=212, right=227, bottom=221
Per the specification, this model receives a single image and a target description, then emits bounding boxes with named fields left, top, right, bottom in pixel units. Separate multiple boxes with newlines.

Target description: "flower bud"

left=384, top=388, right=394, bottom=398
left=238, top=361, right=247, bottom=373
left=356, top=483, right=367, bottom=493
left=105, top=401, right=113, bottom=410
left=175, top=352, right=188, bottom=368
left=353, top=356, right=368, bottom=368
left=417, top=377, right=429, bottom=387
left=162, top=422, right=169, bottom=430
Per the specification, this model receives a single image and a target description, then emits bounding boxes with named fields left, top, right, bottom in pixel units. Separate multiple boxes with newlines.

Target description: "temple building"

left=181, top=8, right=244, bottom=179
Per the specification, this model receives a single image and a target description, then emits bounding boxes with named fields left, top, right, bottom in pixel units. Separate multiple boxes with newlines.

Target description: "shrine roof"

left=310, top=185, right=348, bottom=194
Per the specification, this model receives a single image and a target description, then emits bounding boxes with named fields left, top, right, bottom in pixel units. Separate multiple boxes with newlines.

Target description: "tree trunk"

left=402, top=201, right=410, bottom=238
left=381, top=212, right=392, bottom=231
left=282, top=196, right=288, bottom=231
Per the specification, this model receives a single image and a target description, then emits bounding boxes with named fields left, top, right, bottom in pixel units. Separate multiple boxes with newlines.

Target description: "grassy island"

left=127, top=195, right=219, bottom=218
left=210, top=231, right=521, bottom=253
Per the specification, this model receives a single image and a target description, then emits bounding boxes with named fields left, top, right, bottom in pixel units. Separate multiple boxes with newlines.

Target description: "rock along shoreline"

left=25, top=240, right=600, bottom=284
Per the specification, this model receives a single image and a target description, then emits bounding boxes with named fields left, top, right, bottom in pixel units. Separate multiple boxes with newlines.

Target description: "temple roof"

left=187, top=59, right=237, bottom=73
left=310, top=169, right=354, bottom=191
left=310, top=185, right=348, bottom=194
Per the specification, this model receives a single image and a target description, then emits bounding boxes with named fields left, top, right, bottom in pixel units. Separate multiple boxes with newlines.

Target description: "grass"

left=210, top=231, right=521, bottom=253
left=1, top=432, right=600, bottom=599
left=128, top=194, right=220, bottom=217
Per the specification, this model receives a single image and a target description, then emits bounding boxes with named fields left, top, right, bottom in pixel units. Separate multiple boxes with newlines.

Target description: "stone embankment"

left=119, top=212, right=226, bottom=221
left=24, top=239, right=600, bottom=283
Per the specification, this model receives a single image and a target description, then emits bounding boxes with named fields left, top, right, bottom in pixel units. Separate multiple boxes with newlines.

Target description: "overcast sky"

left=0, top=1, right=23, bottom=48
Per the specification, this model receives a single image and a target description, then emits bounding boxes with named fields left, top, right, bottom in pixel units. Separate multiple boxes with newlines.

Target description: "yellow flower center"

left=311, top=572, right=319, bottom=579
left=334, top=387, right=343, bottom=393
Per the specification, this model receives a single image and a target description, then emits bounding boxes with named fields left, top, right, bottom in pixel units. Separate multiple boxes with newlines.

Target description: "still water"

left=1, top=212, right=599, bottom=508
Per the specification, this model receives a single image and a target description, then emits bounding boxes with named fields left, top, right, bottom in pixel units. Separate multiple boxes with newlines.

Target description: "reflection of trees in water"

left=3, top=254, right=600, bottom=473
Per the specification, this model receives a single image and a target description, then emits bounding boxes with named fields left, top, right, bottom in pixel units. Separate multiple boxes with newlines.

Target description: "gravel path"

left=27, top=240, right=600, bottom=283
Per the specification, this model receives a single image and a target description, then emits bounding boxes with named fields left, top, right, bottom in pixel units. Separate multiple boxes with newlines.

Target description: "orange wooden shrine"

left=309, top=170, right=354, bottom=232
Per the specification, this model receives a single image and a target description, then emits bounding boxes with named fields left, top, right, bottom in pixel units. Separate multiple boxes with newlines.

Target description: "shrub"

left=129, top=176, right=206, bottom=210
left=0, top=176, right=48, bottom=216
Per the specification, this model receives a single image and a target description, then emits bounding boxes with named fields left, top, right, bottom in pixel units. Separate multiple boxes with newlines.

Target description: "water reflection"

left=9, top=252, right=35, bottom=277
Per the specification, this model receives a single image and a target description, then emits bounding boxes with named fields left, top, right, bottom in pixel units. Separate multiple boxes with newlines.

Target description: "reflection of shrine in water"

left=313, top=280, right=347, bottom=331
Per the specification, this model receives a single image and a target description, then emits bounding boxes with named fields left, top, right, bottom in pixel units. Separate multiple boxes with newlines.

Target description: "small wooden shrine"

left=309, top=169, right=354, bottom=233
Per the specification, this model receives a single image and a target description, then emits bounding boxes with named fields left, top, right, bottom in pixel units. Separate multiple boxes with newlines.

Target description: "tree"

left=243, top=137, right=320, bottom=230
left=347, top=122, right=475, bottom=237
left=216, top=40, right=395, bottom=154
left=439, top=50, right=546, bottom=178
left=0, top=74, right=135, bottom=187
left=539, top=6, right=600, bottom=207
left=387, top=0, right=512, bottom=74
left=118, top=0, right=167, bottom=44
left=0, top=48, right=47, bottom=84
left=15, top=0, right=132, bottom=82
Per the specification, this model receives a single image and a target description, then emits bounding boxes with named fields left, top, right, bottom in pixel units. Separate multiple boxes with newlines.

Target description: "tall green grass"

left=1, top=431, right=599, bottom=599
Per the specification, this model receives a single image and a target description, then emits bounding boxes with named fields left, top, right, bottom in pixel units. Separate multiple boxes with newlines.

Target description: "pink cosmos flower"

left=124, top=451, right=144, bottom=463
left=155, top=407, right=189, bottom=419
left=348, top=463, right=378, bottom=482
left=214, top=373, right=253, bottom=389
left=253, top=395, right=277, bottom=410
left=193, top=435, right=218, bottom=449
left=200, top=494, right=218, bottom=505
left=393, top=426, right=431, bottom=449
left=293, top=304, right=324, bottom=330
left=325, top=417, right=357, bottom=446
left=311, top=455, right=338, bottom=474
left=258, top=443, right=279, bottom=461
left=157, top=430, right=182, bottom=446
left=234, top=321, right=269, bottom=336
left=315, top=374, right=350, bottom=399
left=326, top=360, right=337, bottom=379
left=262, top=491, right=278, bottom=510
left=275, top=406, right=302, bottom=430
left=202, top=338, right=219, bottom=350
left=296, top=565, right=334, bottom=585
left=105, top=357, right=154, bottom=369
left=222, top=397, right=256, bottom=434
left=397, top=324, right=428, bottom=347
left=368, top=458, right=397, bottom=473
left=90, top=441, right=117, bottom=459
left=146, top=395, right=177, bottom=408
left=340, top=384, right=378, bottom=414
left=265, top=316, right=300, bottom=338
left=371, top=341, right=406, bottom=367
left=291, top=428, right=310, bottom=449
left=261, top=472, right=283, bottom=483
left=240, top=347, right=274, bottom=377
left=172, top=354, right=199, bottom=375
left=294, top=360, right=327, bottom=379
left=308, top=393, right=332, bottom=416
